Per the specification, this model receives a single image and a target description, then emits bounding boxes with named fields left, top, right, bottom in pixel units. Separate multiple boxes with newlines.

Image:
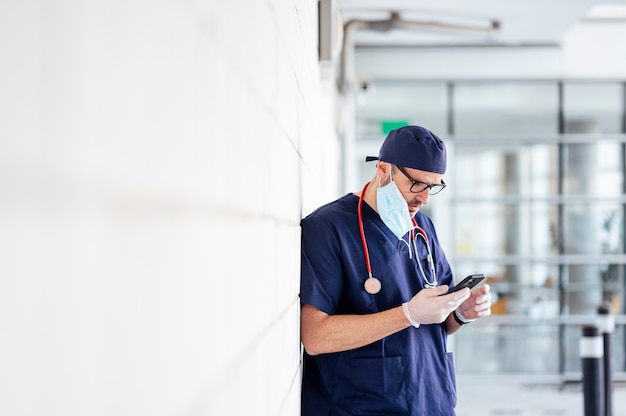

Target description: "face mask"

left=377, top=178, right=414, bottom=239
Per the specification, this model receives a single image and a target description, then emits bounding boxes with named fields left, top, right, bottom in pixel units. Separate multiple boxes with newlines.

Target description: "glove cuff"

left=402, top=302, right=421, bottom=328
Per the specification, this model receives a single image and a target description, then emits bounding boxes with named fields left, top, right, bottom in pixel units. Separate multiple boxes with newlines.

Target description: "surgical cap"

left=366, top=125, right=447, bottom=174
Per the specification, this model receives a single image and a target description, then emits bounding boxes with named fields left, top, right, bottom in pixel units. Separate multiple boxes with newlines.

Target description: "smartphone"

left=446, top=274, right=485, bottom=294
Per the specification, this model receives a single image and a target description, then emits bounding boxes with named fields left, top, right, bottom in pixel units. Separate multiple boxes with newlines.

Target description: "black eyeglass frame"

left=395, top=165, right=447, bottom=195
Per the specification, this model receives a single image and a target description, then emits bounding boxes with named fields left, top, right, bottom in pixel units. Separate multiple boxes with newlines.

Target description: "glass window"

left=564, top=83, right=624, bottom=134
left=453, top=140, right=623, bottom=199
left=562, top=141, right=624, bottom=195
left=562, top=202, right=624, bottom=255
left=453, top=142, right=559, bottom=199
left=455, top=324, right=560, bottom=374
left=454, top=82, right=559, bottom=135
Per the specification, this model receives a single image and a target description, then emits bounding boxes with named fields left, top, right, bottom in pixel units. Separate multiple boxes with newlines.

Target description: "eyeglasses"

left=395, top=166, right=447, bottom=195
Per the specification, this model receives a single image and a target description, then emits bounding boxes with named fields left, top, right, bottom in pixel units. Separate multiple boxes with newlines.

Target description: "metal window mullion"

left=622, top=81, right=626, bottom=371
left=557, top=81, right=567, bottom=376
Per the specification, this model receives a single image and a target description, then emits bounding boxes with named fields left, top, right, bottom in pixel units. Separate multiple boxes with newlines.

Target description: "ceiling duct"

left=354, top=11, right=499, bottom=35
left=339, top=11, right=500, bottom=91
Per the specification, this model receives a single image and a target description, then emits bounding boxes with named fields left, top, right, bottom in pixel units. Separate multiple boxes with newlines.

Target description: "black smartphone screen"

left=446, top=274, right=485, bottom=294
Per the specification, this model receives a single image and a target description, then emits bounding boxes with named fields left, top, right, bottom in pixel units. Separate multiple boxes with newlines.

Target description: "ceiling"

left=337, top=0, right=626, bottom=47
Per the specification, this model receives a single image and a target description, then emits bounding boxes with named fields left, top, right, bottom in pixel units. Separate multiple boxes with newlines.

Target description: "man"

left=300, top=125, right=492, bottom=416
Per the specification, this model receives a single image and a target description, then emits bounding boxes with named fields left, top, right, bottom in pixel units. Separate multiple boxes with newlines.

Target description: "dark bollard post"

left=581, top=325, right=604, bottom=416
left=598, top=305, right=614, bottom=416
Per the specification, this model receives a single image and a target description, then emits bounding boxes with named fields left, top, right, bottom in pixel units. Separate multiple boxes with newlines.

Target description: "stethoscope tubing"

left=358, top=182, right=437, bottom=294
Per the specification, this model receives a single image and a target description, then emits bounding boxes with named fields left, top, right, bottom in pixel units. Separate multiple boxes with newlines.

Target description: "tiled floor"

left=456, top=376, right=626, bottom=416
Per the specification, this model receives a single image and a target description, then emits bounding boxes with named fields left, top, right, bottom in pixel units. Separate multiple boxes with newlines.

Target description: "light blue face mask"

left=377, top=177, right=414, bottom=240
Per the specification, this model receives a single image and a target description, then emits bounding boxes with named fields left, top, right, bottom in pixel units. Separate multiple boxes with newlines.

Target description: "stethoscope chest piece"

left=364, top=276, right=382, bottom=295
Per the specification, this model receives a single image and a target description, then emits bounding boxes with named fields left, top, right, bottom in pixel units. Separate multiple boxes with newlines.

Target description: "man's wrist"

left=453, top=309, right=475, bottom=325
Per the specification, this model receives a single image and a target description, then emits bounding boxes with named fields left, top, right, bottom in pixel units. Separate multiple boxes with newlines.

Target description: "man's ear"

left=377, top=161, right=392, bottom=177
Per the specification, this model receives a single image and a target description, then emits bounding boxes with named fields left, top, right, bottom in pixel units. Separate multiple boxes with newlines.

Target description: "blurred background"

left=1, top=0, right=626, bottom=415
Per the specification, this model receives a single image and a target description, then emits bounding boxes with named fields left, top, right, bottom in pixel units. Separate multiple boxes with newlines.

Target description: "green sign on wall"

left=381, top=120, right=409, bottom=134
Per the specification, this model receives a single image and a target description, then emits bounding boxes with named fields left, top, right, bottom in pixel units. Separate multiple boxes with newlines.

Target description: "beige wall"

left=0, top=1, right=340, bottom=415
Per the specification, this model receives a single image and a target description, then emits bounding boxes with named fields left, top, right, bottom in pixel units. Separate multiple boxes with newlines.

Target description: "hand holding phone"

left=446, top=274, right=485, bottom=294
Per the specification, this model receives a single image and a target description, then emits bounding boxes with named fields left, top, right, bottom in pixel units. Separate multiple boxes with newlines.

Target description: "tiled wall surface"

left=0, top=1, right=340, bottom=415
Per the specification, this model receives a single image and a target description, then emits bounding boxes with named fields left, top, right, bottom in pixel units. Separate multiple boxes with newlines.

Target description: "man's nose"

left=415, top=191, right=430, bottom=205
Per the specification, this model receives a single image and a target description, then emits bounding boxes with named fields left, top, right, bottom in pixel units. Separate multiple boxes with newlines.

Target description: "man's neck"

left=360, top=180, right=379, bottom=213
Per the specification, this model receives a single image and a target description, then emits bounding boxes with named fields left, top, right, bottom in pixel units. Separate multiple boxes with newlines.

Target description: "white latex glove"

left=403, top=285, right=471, bottom=327
left=456, top=284, right=492, bottom=322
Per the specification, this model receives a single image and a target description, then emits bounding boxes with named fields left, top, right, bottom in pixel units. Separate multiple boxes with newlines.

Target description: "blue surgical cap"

left=366, top=125, right=447, bottom=174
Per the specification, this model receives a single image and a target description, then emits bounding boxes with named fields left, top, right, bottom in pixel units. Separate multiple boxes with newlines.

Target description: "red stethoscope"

left=358, top=182, right=438, bottom=295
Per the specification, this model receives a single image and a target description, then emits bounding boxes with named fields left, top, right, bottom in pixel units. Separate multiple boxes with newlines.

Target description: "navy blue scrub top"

left=300, top=193, right=457, bottom=416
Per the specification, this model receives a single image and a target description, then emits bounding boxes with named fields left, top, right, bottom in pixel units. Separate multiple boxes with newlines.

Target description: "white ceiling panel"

left=337, top=0, right=626, bottom=46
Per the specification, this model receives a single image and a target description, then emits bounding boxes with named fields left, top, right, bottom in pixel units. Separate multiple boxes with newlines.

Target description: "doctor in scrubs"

left=300, top=125, right=492, bottom=416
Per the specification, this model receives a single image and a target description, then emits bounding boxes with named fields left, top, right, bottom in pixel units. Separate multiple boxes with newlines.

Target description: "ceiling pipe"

left=366, top=11, right=499, bottom=34
left=339, top=11, right=501, bottom=93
